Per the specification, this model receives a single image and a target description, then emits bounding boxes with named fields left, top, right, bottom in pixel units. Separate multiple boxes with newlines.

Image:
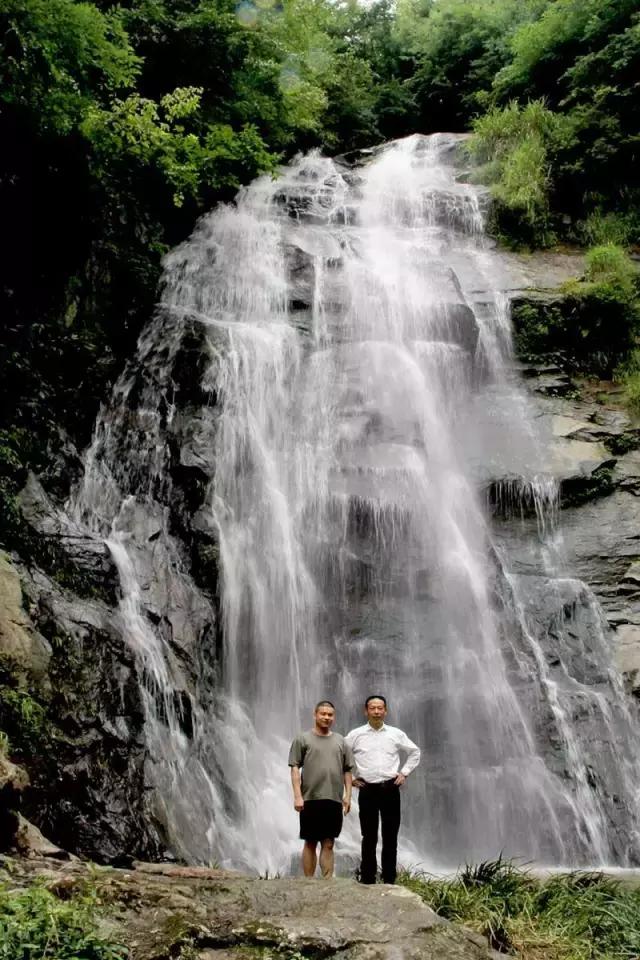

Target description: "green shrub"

left=622, top=372, right=640, bottom=412
left=579, top=210, right=640, bottom=248
left=0, top=688, right=48, bottom=759
left=467, top=100, right=574, bottom=246
left=615, top=348, right=640, bottom=412
left=400, top=858, right=640, bottom=960
left=0, top=883, right=127, bottom=960
left=0, top=430, right=28, bottom=545
left=559, top=244, right=640, bottom=375
left=511, top=299, right=565, bottom=357
left=584, top=243, right=637, bottom=291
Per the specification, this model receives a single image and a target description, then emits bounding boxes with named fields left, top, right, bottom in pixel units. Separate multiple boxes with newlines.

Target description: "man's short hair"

left=365, top=694, right=387, bottom=708
left=315, top=699, right=336, bottom=712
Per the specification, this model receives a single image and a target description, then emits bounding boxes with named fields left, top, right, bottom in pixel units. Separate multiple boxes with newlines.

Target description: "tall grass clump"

left=583, top=244, right=638, bottom=293
left=616, top=348, right=640, bottom=414
left=0, top=883, right=127, bottom=960
left=579, top=210, right=640, bottom=249
left=467, top=100, right=573, bottom=246
left=400, top=857, right=640, bottom=959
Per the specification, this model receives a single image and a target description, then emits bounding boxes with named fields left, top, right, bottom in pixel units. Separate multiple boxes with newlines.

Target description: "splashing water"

left=69, top=134, right=640, bottom=872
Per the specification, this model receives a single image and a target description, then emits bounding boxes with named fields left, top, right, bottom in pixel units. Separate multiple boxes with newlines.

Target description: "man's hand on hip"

left=393, top=773, right=406, bottom=786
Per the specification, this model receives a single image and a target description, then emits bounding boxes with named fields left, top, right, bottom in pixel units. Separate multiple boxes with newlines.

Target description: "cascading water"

left=69, top=133, right=640, bottom=872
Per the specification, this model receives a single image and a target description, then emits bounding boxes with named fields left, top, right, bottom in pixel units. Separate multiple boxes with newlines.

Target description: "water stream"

left=69, top=133, right=640, bottom=871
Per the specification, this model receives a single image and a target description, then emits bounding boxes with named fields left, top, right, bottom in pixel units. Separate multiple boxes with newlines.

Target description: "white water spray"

left=69, top=134, right=640, bottom=872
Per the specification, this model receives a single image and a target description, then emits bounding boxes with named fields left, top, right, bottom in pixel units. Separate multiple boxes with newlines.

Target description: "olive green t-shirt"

left=288, top=730, right=354, bottom=803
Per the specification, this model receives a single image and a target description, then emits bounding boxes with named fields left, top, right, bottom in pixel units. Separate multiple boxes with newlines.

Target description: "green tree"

left=395, top=0, right=540, bottom=132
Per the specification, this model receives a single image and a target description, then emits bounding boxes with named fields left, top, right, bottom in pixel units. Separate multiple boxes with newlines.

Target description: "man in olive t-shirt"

left=288, top=700, right=354, bottom=878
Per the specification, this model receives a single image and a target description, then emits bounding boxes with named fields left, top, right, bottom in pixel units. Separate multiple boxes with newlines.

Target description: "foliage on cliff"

left=0, top=0, right=378, bottom=454
left=0, top=0, right=381, bottom=536
left=466, top=0, right=640, bottom=246
left=1, top=0, right=639, bottom=533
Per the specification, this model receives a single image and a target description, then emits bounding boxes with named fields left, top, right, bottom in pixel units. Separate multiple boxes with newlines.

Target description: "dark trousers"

left=358, top=781, right=401, bottom=884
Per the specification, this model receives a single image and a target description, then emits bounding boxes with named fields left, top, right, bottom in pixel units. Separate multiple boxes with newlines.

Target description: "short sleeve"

left=343, top=740, right=355, bottom=772
left=288, top=735, right=305, bottom=767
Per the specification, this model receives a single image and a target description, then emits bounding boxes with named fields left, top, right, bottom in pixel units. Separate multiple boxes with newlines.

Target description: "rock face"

left=0, top=551, right=50, bottom=682
left=0, top=545, right=161, bottom=862
left=0, top=753, right=28, bottom=850
left=490, top=361, right=640, bottom=700
left=0, top=315, right=223, bottom=864
left=1, top=856, right=500, bottom=960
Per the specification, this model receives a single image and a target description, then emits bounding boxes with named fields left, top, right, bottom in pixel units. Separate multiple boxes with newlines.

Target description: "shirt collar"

left=367, top=722, right=386, bottom=732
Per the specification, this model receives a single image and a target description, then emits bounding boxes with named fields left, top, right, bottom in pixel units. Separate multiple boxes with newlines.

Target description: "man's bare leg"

left=302, top=841, right=318, bottom=877
left=319, top=839, right=335, bottom=878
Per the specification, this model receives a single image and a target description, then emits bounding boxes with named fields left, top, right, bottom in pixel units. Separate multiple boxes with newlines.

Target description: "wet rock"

left=172, top=406, right=219, bottom=481
left=0, top=551, right=50, bottom=683
left=0, top=754, right=28, bottom=794
left=17, top=474, right=119, bottom=604
left=423, top=189, right=491, bottom=232
left=490, top=377, right=640, bottom=704
left=518, top=358, right=576, bottom=396
left=334, top=144, right=386, bottom=167
left=495, top=574, right=640, bottom=860
left=435, top=302, right=479, bottom=355
left=560, top=460, right=617, bottom=506
left=285, top=243, right=316, bottom=309
left=0, top=755, right=28, bottom=851
left=501, top=251, right=586, bottom=292
left=0, top=559, right=162, bottom=863
left=12, top=814, right=70, bottom=859
left=615, top=624, right=640, bottom=696
left=38, top=428, right=85, bottom=504
left=1, top=856, right=500, bottom=960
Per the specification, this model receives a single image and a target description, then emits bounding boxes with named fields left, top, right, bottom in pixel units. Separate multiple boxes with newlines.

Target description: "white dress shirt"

left=345, top=723, right=421, bottom=783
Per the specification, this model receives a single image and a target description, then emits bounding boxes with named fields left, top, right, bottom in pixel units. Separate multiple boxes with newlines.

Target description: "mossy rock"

left=560, top=462, right=617, bottom=507
left=511, top=285, right=640, bottom=378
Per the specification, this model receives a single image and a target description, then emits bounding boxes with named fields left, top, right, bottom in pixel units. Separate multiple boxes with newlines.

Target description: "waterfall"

left=69, top=133, right=640, bottom=872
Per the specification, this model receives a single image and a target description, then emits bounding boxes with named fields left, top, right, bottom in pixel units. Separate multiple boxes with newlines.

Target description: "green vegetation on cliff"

left=1, top=0, right=639, bottom=530
left=511, top=242, right=640, bottom=402
left=467, top=0, right=640, bottom=247
left=0, top=882, right=126, bottom=960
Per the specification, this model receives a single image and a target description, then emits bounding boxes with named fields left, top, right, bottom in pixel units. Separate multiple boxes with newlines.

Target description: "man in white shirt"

left=345, top=695, right=420, bottom=885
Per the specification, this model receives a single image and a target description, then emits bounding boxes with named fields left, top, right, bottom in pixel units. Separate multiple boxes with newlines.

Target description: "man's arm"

left=290, top=765, right=304, bottom=811
left=288, top=736, right=305, bottom=811
left=343, top=770, right=352, bottom=814
left=394, top=731, right=420, bottom=785
left=344, top=730, right=364, bottom=788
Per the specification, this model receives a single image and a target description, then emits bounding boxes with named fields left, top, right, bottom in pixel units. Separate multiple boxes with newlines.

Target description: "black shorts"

left=299, top=799, right=343, bottom=842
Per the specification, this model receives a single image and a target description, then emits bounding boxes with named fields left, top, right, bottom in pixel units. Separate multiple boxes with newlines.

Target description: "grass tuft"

left=399, top=858, right=640, bottom=960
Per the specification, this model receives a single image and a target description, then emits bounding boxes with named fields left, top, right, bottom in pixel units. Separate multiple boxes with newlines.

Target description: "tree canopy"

left=1, top=0, right=639, bottom=501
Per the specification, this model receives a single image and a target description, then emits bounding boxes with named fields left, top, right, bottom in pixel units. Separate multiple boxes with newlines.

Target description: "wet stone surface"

left=490, top=365, right=640, bottom=699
